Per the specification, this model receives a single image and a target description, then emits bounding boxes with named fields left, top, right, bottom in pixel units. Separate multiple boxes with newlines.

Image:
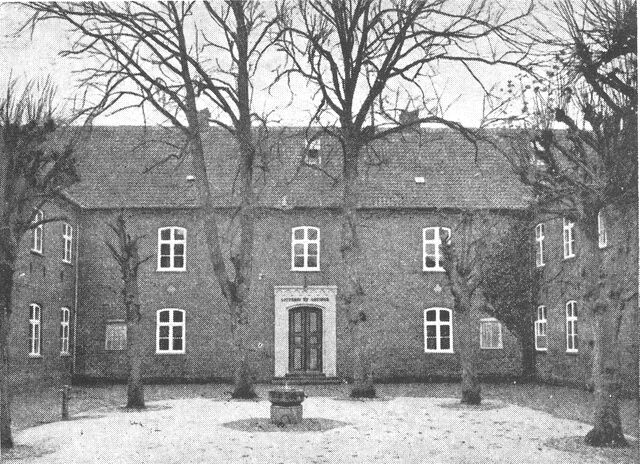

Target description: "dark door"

left=289, top=307, right=322, bottom=373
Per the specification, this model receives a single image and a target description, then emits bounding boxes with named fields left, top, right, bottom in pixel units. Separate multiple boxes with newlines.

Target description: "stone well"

left=269, top=388, right=305, bottom=425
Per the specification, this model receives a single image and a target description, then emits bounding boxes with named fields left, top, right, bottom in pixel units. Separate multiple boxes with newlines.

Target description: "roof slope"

left=62, top=126, right=531, bottom=210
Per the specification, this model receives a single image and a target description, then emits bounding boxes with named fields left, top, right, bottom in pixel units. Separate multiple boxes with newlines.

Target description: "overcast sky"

left=0, top=2, right=541, bottom=128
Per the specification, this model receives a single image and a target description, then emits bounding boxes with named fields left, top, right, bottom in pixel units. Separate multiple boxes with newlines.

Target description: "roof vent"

left=186, top=175, right=196, bottom=182
left=414, top=176, right=425, bottom=184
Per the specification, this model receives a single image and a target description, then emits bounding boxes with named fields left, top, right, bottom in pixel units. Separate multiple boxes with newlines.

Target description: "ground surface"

left=4, top=382, right=639, bottom=463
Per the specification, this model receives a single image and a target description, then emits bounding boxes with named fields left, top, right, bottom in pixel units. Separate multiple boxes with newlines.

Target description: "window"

left=423, top=227, right=451, bottom=271
left=305, top=139, right=321, bottom=165
left=291, top=227, right=320, bottom=271
left=480, top=318, right=503, bottom=349
left=157, top=227, right=186, bottom=271
left=156, top=309, right=185, bottom=354
left=29, top=303, right=41, bottom=356
left=31, top=210, right=44, bottom=254
left=563, top=217, right=575, bottom=259
left=598, top=210, right=607, bottom=248
left=535, top=223, right=545, bottom=267
left=424, top=308, right=453, bottom=353
left=566, top=300, right=578, bottom=353
left=535, top=305, right=547, bottom=351
left=105, top=321, right=127, bottom=351
left=62, top=223, right=73, bottom=263
left=60, top=307, right=70, bottom=355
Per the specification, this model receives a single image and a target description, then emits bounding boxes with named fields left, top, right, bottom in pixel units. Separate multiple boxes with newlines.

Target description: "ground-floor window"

left=535, top=305, right=547, bottom=351
left=29, top=303, right=41, bottom=356
left=424, top=307, right=453, bottom=353
left=105, top=320, right=127, bottom=351
left=479, top=318, right=503, bottom=349
left=157, top=309, right=185, bottom=354
left=566, top=301, right=578, bottom=353
left=60, top=307, right=70, bottom=355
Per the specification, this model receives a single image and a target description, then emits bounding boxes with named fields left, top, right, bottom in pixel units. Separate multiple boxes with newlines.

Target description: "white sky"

left=0, top=1, right=540, bottom=128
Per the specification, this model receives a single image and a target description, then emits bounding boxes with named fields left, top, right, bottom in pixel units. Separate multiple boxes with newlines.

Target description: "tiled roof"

left=62, top=126, right=531, bottom=210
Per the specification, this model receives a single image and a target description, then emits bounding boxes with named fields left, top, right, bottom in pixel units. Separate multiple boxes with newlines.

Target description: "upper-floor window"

left=31, top=210, right=44, bottom=254
left=60, top=307, right=70, bottom=355
left=157, top=227, right=186, bottom=271
left=423, top=227, right=451, bottom=272
left=598, top=210, right=607, bottom=248
left=29, top=303, right=41, bottom=357
left=566, top=300, right=578, bottom=353
left=563, top=217, right=575, bottom=259
left=424, top=307, right=453, bottom=353
left=535, top=223, right=545, bottom=267
left=157, top=309, right=185, bottom=354
left=535, top=305, right=547, bottom=351
left=291, top=226, right=320, bottom=271
left=62, top=223, right=73, bottom=263
left=480, top=318, right=503, bottom=349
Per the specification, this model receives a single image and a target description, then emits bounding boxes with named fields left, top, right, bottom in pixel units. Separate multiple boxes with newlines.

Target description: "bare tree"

left=0, top=77, right=77, bottom=449
left=487, top=0, right=637, bottom=447
left=105, top=213, right=151, bottom=409
left=26, top=1, right=281, bottom=398
left=275, top=0, right=531, bottom=397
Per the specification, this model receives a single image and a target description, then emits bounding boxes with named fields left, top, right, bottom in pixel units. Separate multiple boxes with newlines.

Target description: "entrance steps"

left=272, top=374, right=342, bottom=385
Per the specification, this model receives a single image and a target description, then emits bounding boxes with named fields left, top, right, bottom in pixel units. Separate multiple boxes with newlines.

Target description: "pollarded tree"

left=276, top=0, right=532, bottom=397
left=27, top=1, right=282, bottom=398
left=105, top=213, right=151, bottom=409
left=0, top=77, right=78, bottom=449
left=490, top=0, right=637, bottom=447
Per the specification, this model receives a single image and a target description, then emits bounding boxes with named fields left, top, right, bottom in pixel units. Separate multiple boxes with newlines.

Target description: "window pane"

left=174, top=244, right=184, bottom=256
left=424, top=228, right=435, bottom=240
left=440, top=310, right=450, bottom=322
left=424, top=257, right=436, bottom=268
left=174, top=229, right=184, bottom=240
left=159, top=339, right=169, bottom=351
left=160, top=257, right=171, bottom=268
left=294, top=312, right=302, bottom=332
left=309, top=312, right=317, bottom=332
left=161, top=229, right=171, bottom=240
left=173, top=339, right=183, bottom=351
left=440, top=337, right=450, bottom=350
left=307, top=256, right=318, bottom=268
left=173, top=326, right=183, bottom=338
left=426, top=325, right=436, bottom=337
left=294, top=244, right=304, bottom=255
left=309, top=348, right=318, bottom=370
left=293, top=228, right=304, bottom=240
left=294, top=348, right=302, bottom=369
left=308, top=243, right=318, bottom=256
left=172, top=311, right=183, bottom=323
left=160, top=244, right=171, bottom=255
left=159, top=311, right=170, bottom=322
left=426, top=310, right=436, bottom=322
left=173, top=256, right=184, bottom=269
left=294, top=256, right=305, bottom=268
left=160, top=326, right=170, bottom=337
left=426, top=338, right=437, bottom=350
left=440, top=325, right=450, bottom=337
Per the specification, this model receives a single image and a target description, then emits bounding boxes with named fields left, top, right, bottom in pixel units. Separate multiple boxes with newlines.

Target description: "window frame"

left=479, top=318, right=503, bottom=350
left=563, top=217, right=576, bottom=259
left=291, top=226, right=320, bottom=271
left=598, top=210, right=607, bottom=249
left=156, top=309, right=186, bottom=354
left=157, top=226, right=187, bottom=272
left=62, top=223, right=73, bottom=264
left=535, top=223, right=545, bottom=267
left=29, top=303, right=42, bottom=357
left=534, top=305, right=547, bottom=351
left=31, top=210, right=44, bottom=254
left=60, top=307, right=70, bottom=355
left=424, top=307, right=454, bottom=353
left=422, top=227, right=451, bottom=272
left=104, top=320, right=127, bottom=351
left=566, top=300, right=578, bottom=353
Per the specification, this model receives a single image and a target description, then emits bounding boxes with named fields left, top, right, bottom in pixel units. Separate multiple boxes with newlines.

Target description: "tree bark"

left=0, top=249, right=15, bottom=448
left=457, top=296, right=481, bottom=405
left=519, top=323, right=537, bottom=381
left=125, top=245, right=145, bottom=409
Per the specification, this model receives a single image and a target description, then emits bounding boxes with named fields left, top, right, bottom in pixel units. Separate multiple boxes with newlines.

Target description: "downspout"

left=72, top=221, right=79, bottom=377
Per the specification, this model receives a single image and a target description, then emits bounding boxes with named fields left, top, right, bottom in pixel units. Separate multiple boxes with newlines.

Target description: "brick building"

left=7, top=126, right=637, bottom=392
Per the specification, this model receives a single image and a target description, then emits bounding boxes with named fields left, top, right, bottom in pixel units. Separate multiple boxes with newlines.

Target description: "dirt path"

left=4, top=397, right=635, bottom=463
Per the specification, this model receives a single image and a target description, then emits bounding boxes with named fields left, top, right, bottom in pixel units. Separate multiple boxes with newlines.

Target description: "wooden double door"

left=289, top=307, right=323, bottom=373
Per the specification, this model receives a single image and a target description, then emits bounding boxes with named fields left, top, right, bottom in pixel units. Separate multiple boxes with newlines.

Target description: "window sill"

left=422, top=268, right=446, bottom=273
left=566, top=350, right=579, bottom=355
left=156, top=268, right=187, bottom=273
left=424, top=350, right=454, bottom=354
left=155, top=351, right=186, bottom=355
left=60, top=353, right=71, bottom=357
left=535, top=348, right=548, bottom=353
left=30, top=250, right=44, bottom=256
left=62, top=260, right=73, bottom=266
left=291, top=268, right=320, bottom=272
left=563, top=255, right=576, bottom=260
left=480, top=346, right=504, bottom=350
left=28, top=354, right=42, bottom=359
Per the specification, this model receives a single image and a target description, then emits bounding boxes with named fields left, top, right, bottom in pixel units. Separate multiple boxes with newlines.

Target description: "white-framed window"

left=423, top=227, right=451, bottom=272
left=535, top=223, right=545, bottom=267
left=157, top=227, right=186, bottom=271
left=424, top=307, right=453, bottom=353
left=31, top=210, right=44, bottom=254
left=563, top=217, right=576, bottom=259
left=535, top=305, right=547, bottom=351
left=62, top=223, right=73, bottom=263
left=598, top=210, right=607, bottom=248
left=305, top=139, right=321, bottom=165
left=156, top=309, right=185, bottom=354
left=566, top=300, right=578, bottom=353
left=291, top=226, right=320, bottom=271
left=60, top=307, right=70, bottom=355
left=480, top=318, right=503, bottom=349
left=29, top=303, right=41, bottom=357
left=105, top=320, right=127, bottom=351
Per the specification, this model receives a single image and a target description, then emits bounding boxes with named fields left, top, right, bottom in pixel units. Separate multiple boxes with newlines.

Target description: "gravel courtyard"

left=5, top=396, right=636, bottom=463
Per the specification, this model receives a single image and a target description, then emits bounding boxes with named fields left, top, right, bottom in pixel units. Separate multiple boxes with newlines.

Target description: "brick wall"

left=75, top=207, right=523, bottom=382
left=8, top=198, right=79, bottom=388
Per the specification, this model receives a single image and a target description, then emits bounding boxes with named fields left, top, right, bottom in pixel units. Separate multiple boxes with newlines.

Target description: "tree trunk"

left=458, top=300, right=481, bottom=405
left=519, top=324, right=536, bottom=381
left=125, top=292, right=145, bottom=409
left=230, top=320, right=256, bottom=399
left=0, top=256, right=14, bottom=448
